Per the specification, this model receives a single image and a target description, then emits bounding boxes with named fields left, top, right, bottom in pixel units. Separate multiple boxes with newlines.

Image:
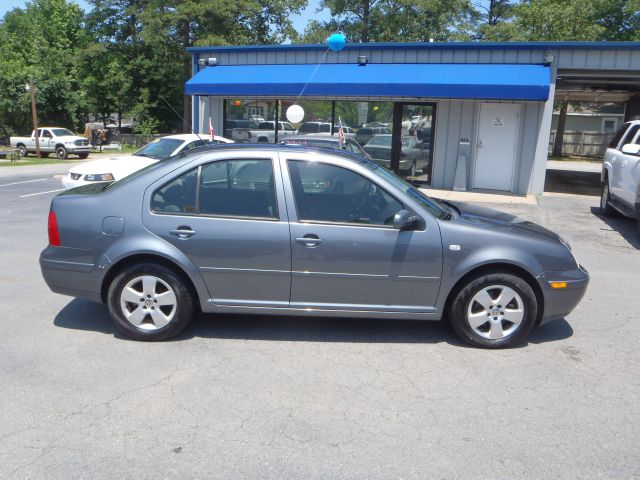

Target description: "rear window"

left=298, top=123, right=318, bottom=133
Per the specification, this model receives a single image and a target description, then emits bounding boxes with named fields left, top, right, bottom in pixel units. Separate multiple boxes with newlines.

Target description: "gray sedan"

left=40, top=145, right=588, bottom=348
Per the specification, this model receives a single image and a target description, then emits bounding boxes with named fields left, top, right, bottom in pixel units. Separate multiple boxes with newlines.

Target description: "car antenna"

left=159, top=95, right=205, bottom=144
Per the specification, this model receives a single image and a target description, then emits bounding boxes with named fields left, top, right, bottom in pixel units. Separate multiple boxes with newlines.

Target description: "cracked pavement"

left=1, top=165, right=639, bottom=479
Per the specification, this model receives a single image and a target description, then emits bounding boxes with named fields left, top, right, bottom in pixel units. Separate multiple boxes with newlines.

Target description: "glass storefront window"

left=400, top=104, right=434, bottom=181
left=336, top=101, right=394, bottom=172
left=224, top=99, right=278, bottom=143
left=284, top=100, right=333, bottom=136
left=222, top=98, right=435, bottom=184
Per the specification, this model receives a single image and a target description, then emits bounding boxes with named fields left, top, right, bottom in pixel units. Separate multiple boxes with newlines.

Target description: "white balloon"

left=286, top=104, right=305, bottom=124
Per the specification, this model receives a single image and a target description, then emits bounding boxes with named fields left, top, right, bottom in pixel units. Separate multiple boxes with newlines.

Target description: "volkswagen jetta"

left=41, top=145, right=588, bottom=348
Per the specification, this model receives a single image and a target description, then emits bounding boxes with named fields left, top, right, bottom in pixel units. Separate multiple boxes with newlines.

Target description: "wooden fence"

left=548, top=130, right=614, bottom=158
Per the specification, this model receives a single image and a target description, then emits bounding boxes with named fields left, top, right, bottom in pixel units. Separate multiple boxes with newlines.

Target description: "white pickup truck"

left=231, top=121, right=297, bottom=143
left=11, top=127, right=91, bottom=159
left=601, top=119, right=640, bottom=234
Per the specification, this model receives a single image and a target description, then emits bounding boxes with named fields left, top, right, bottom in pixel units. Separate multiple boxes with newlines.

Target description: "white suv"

left=601, top=120, right=640, bottom=233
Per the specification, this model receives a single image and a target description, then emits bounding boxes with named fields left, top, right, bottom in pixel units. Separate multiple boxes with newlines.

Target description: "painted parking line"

left=0, top=178, right=47, bottom=188
left=20, top=189, right=64, bottom=198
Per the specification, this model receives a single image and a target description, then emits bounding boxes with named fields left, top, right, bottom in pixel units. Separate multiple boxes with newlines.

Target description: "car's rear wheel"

left=600, top=181, right=617, bottom=216
left=449, top=272, right=538, bottom=348
left=55, top=146, right=68, bottom=159
left=17, top=145, right=27, bottom=157
left=107, top=263, right=194, bottom=341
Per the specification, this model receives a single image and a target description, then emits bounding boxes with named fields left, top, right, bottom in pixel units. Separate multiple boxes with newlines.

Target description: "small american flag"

left=209, top=117, right=215, bottom=141
left=337, top=116, right=344, bottom=148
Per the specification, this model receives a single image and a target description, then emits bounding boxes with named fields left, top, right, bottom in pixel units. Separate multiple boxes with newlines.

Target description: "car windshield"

left=51, top=128, right=75, bottom=136
left=359, top=159, right=448, bottom=219
left=134, top=138, right=184, bottom=160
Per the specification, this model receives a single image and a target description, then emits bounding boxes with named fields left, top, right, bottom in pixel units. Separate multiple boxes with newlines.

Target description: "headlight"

left=84, top=173, right=114, bottom=182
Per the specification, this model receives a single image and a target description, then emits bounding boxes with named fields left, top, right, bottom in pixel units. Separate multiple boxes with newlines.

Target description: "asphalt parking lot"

left=1, top=164, right=639, bottom=479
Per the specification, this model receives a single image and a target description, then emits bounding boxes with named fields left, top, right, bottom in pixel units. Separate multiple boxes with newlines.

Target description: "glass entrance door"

left=394, top=103, right=435, bottom=184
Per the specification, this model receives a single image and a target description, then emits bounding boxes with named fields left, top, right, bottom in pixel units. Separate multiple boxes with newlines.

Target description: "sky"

left=0, top=0, right=329, bottom=35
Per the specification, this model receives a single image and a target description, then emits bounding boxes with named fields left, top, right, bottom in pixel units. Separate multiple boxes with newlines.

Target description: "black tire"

left=55, top=146, right=68, bottom=159
left=78, top=153, right=89, bottom=159
left=600, top=180, right=617, bottom=217
left=107, top=263, right=195, bottom=341
left=449, top=272, right=538, bottom=349
left=17, top=144, right=28, bottom=157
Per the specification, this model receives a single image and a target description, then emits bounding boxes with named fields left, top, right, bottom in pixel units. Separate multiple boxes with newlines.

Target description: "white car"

left=62, top=134, right=233, bottom=189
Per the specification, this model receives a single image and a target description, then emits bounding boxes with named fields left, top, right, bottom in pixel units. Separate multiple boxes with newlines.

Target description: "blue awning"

left=185, top=63, right=550, bottom=101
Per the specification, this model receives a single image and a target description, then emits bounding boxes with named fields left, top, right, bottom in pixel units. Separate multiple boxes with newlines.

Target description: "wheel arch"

left=601, top=162, right=611, bottom=183
left=101, top=253, right=200, bottom=310
left=443, top=262, right=545, bottom=325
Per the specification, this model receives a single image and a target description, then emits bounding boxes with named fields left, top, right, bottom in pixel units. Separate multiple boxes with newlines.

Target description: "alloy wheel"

left=466, top=284, right=524, bottom=340
left=119, top=275, right=177, bottom=330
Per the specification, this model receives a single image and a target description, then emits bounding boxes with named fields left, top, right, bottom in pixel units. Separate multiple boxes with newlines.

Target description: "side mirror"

left=621, top=143, right=640, bottom=156
left=393, top=209, right=418, bottom=231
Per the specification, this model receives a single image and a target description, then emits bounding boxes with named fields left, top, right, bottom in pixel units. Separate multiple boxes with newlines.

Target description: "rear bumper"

left=40, top=246, right=103, bottom=303
left=538, top=265, right=589, bottom=325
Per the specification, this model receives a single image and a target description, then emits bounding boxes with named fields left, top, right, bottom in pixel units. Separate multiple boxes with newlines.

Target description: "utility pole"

left=27, top=77, right=41, bottom=159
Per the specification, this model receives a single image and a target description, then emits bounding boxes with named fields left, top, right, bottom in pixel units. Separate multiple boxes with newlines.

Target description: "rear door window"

left=199, top=159, right=277, bottom=219
left=152, top=159, right=277, bottom=219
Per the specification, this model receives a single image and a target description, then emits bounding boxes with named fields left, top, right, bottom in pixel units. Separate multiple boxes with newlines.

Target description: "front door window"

left=287, top=160, right=402, bottom=226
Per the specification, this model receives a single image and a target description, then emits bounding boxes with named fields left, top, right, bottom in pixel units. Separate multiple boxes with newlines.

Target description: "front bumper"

left=538, top=265, right=589, bottom=324
left=65, top=146, right=91, bottom=153
left=61, top=175, right=91, bottom=190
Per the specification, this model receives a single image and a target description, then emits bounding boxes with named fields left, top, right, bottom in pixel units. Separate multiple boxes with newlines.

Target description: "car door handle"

left=169, top=227, right=196, bottom=239
left=295, top=235, right=323, bottom=247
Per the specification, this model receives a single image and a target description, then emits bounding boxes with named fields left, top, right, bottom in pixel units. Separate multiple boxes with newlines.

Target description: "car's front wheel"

left=55, top=146, right=68, bottom=159
left=449, top=272, right=538, bottom=348
left=107, top=263, right=195, bottom=341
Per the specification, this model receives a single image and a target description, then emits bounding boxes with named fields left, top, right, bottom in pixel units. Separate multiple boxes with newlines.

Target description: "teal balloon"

left=327, top=33, right=346, bottom=52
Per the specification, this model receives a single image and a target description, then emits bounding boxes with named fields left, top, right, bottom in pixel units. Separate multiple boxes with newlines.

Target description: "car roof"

left=180, top=143, right=363, bottom=163
left=155, top=133, right=233, bottom=143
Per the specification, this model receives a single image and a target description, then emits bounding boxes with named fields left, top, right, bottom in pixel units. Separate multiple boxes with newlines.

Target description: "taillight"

left=48, top=211, right=60, bottom=246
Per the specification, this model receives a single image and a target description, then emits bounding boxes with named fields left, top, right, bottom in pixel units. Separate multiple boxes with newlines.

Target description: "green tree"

left=483, top=0, right=639, bottom=41
left=84, top=0, right=307, bottom=133
left=301, top=0, right=477, bottom=43
left=0, top=0, right=89, bottom=133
